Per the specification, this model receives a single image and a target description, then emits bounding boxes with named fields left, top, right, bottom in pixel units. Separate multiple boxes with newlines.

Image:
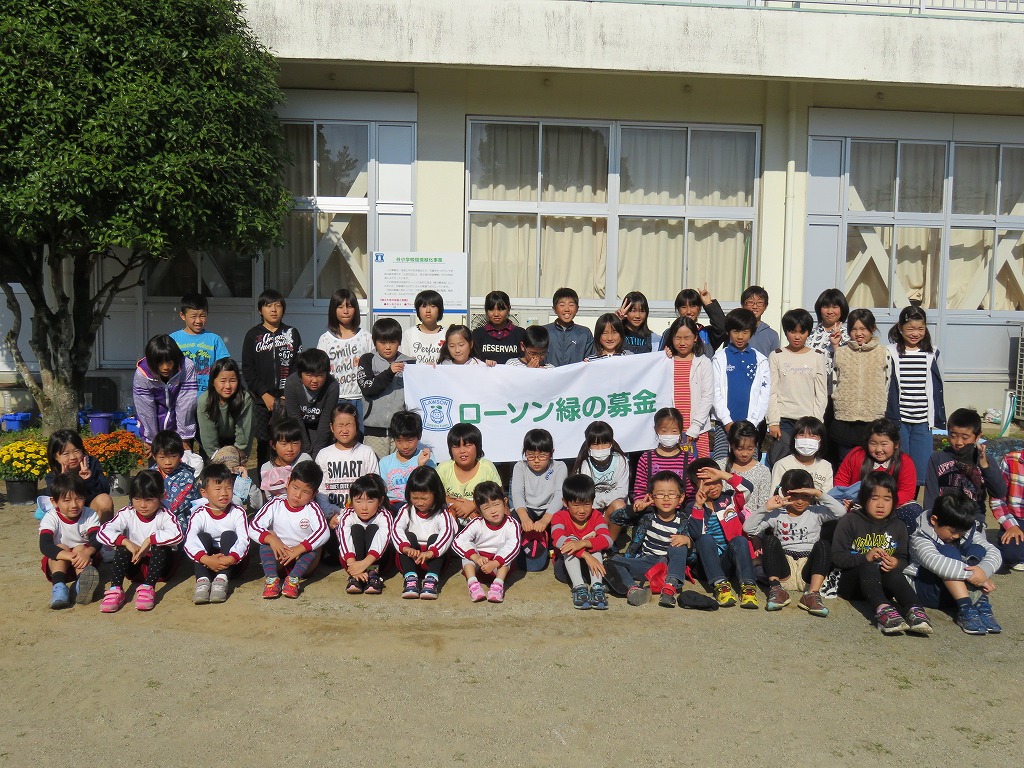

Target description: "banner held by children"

left=404, top=354, right=674, bottom=462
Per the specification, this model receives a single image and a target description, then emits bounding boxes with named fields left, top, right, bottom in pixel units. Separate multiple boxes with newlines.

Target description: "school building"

left=3, top=0, right=1024, bottom=415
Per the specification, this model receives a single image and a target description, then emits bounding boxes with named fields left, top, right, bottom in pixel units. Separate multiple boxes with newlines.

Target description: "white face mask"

left=589, top=447, right=611, bottom=462
left=794, top=438, right=820, bottom=457
left=657, top=434, right=680, bottom=448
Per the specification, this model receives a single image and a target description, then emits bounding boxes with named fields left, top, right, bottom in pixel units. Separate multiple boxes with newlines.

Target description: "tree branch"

left=0, top=281, right=45, bottom=405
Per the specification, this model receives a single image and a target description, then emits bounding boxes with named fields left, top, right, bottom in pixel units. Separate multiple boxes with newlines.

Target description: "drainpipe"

left=781, top=82, right=798, bottom=313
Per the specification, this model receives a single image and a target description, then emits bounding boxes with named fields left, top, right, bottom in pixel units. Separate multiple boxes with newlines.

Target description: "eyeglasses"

left=652, top=492, right=680, bottom=500
left=524, top=452, right=551, bottom=460
left=743, top=299, right=766, bottom=308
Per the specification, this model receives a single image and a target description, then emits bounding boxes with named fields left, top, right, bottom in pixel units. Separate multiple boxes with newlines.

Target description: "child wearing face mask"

left=770, top=416, right=833, bottom=494
left=572, top=421, right=630, bottom=531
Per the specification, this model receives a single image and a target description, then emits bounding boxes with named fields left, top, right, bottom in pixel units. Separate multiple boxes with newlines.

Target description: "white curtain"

left=894, top=227, right=941, bottom=308
left=282, top=123, right=313, bottom=197
left=470, top=123, right=538, bottom=202
left=953, top=145, right=998, bottom=215
left=846, top=225, right=892, bottom=309
left=898, top=143, right=945, bottom=213
left=540, top=217, right=606, bottom=299
left=686, top=220, right=750, bottom=302
left=617, top=218, right=684, bottom=300
left=849, top=141, right=896, bottom=212
left=619, top=128, right=686, bottom=206
left=689, top=131, right=755, bottom=207
left=265, top=211, right=314, bottom=299
left=995, top=231, right=1024, bottom=311
left=542, top=126, right=608, bottom=203
left=1000, top=147, right=1024, bottom=216
left=468, top=214, right=537, bottom=297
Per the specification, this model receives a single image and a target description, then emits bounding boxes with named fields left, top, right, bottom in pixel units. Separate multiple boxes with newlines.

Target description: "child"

left=184, top=463, right=249, bottom=605
left=452, top=481, right=521, bottom=603
left=249, top=461, right=330, bottom=599
left=209, top=445, right=262, bottom=512
left=38, top=472, right=101, bottom=609
left=379, top=410, right=435, bottom=511
left=338, top=474, right=393, bottom=595
left=196, top=358, right=252, bottom=460
left=437, top=423, right=502, bottom=522
left=808, top=288, right=850, bottom=387
left=586, top=313, right=632, bottom=360
left=510, top=428, right=567, bottom=571
left=743, top=468, right=846, bottom=616
left=259, top=417, right=313, bottom=500
left=133, top=334, right=198, bottom=453
left=391, top=465, right=456, bottom=599
left=615, top=291, right=661, bottom=354
left=719, top=420, right=772, bottom=512
left=315, top=402, right=380, bottom=511
left=830, top=309, right=890, bottom=461
left=767, top=308, right=827, bottom=466
left=741, top=285, right=781, bottom=358
left=923, top=408, right=1006, bottom=530
left=712, top=308, right=770, bottom=455
left=831, top=473, right=932, bottom=635
left=284, top=348, right=340, bottom=458
left=401, top=289, right=446, bottom=365
left=684, top=459, right=758, bottom=609
left=550, top=475, right=613, bottom=610
left=241, top=289, right=302, bottom=484
left=44, top=429, right=114, bottom=522
left=906, top=490, right=1002, bottom=635
left=437, top=325, right=495, bottom=366
left=886, top=305, right=946, bottom=486
left=990, top=450, right=1024, bottom=571
left=543, top=287, right=595, bottom=367
left=170, top=292, right=230, bottom=394
left=664, top=284, right=726, bottom=356
left=356, top=317, right=415, bottom=458
left=317, top=288, right=373, bottom=429
left=472, top=290, right=527, bottom=365
left=98, top=470, right=184, bottom=612
left=150, top=429, right=201, bottom=540
left=572, top=421, right=629, bottom=528
left=770, top=416, right=834, bottom=493
left=505, top=325, right=553, bottom=368
left=664, top=316, right=714, bottom=459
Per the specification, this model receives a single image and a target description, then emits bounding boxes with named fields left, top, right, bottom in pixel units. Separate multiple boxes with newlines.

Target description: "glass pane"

left=540, top=216, right=606, bottom=299
left=620, top=128, right=686, bottom=206
left=947, top=229, right=994, bottom=310
left=470, top=123, right=538, bottom=202
left=316, top=123, right=369, bottom=198
left=469, top=214, right=537, bottom=298
left=849, top=141, right=895, bottom=212
left=685, top=220, right=752, bottom=302
left=617, top=218, right=684, bottom=301
left=1000, top=147, right=1024, bottom=216
left=895, top=227, right=941, bottom=309
left=898, top=143, right=945, bottom=213
left=282, top=123, right=313, bottom=197
left=200, top=250, right=253, bottom=298
left=316, top=212, right=368, bottom=300
left=846, top=225, right=892, bottom=308
left=265, top=211, right=314, bottom=299
left=541, top=126, right=609, bottom=204
left=146, top=252, right=198, bottom=297
left=953, top=145, right=998, bottom=215
left=688, top=131, right=755, bottom=207
left=995, top=231, right=1024, bottom=311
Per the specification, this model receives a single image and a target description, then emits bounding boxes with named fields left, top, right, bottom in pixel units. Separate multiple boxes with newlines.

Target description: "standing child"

left=98, top=470, right=184, bottom=612
left=990, top=450, right=1024, bottom=571
left=150, top=430, right=201, bottom=540
left=543, top=287, right=595, bottom=367
left=664, top=285, right=726, bottom=356
left=317, top=288, right=373, bottom=429
left=807, top=288, right=850, bottom=382
left=741, top=285, right=781, bottom=358
left=196, top=358, right=252, bottom=460
left=338, top=474, right=393, bottom=595
left=401, top=289, right=446, bottom=365
left=315, top=402, right=380, bottom=511
left=712, top=308, right=770, bottom=460
left=572, top=421, right=630, bottom=528
left=184, top=463, right=249, bottom=605
left=452, top=481, right=521, bottom=603
left=586, top=313, right=633, bottom=360
left=472, top=290, right=527, bottom=364
left=770, top=416, right=834, bottom=493
left=44, top=429, right=114, bottom=523
left=437, top=325, right=495, bottom=366
left=664, top=317, right=714, bottom=458
left=767, top=308, right=827, bottom=466
left=133, top=334, right=198, bottom=453
left=284, top=348, right=340, bottom=458
left=391, top=465, right=456, bottom=600
left=719, top=420, right=772, bottom=512
left=505, top=325, right=553, bottom=369
left=356, top=317, right=415, bottom=459
left=259, top=417, right=313, bottom=500
left=615, top=291, right=661, bottom=354
left=170, top=292, right=230, bottom=394
left=830, top=309, right=890, bottom=462
left=39, top=473, right=101, bottom=609
left=510, top=429, right=567, bottom=571
left=550, top=475, right=613, bottom=610
left=379, top=411, right=435, bottom=511
left=437, top=423, right=502, bottom=522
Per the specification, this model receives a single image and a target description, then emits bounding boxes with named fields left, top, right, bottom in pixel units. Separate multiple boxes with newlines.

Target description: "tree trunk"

left=40, top=377, right=79, bottom=435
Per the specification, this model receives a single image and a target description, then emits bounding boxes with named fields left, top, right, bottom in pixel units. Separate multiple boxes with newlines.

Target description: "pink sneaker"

left=487, top=582, right=505, bottom=603
left=135, top=584, right=156, bottom=611
left=467, top=580, right=486, bottom=602
left=100, top=586, right=127, bottom=613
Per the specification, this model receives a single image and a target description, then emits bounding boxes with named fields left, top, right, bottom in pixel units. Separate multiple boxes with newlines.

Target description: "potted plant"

left=0, top=439, right=49, bottom=504
left=83, top=430, right=146, bottom=494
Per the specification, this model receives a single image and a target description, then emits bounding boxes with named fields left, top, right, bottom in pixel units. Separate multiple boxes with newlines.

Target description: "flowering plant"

left=0, top=439, right=49, bottom=481
left=83, top=430, right=146, bottom=476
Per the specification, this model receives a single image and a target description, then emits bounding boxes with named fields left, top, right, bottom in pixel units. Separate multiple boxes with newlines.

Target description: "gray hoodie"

left=356, top=351, right=415, bottom=435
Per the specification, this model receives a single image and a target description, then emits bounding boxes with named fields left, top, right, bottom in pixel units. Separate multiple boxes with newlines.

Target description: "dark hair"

left=947, top=407, right=982, bottom=436
left=790, top=416, right=827, bottom=460
left=562, top=474, right=597, bottom=505
left=472, top=480, right=506, bottom=508
left=350, top=473, right=388, bottom=501
left=814, top=289, right=849, bottom=325
left=846, top=308, right=877, bottom=335
left=405, top=465, right=447, bottom=515
left=552, top=287, right=579, bottom=307
left=179, top=292, right=208, bottom=314
left=205, top=358, right=247, bottom=425
left=930, top=490, right=978, bottom=531
left=779, top=468, right=815, bottom=494
left=484, top=290, right=512, bottom=313
left=654, top=407, right=684, bottom=434
left=664, top=316, right=706, bottom=358
left=781, top=308, right=814, bottom=335
left=522, top=428, right=554, bottom=455
left=724, top=308, right=758, bottom=335
left=46, top=429, right=87, bottom=474
left=620, top=292, right=651, bottom=336
left=199, top=462, right=236, bottom=488
left=650, top=470, right=684, bottom=493
left=371, top=317, right=403, bottom=345
left=741, top=285, right=769, bottom=305
left=130, top=469, right=164, bottom=501
left=144, top=334, right=184, bottom=378
left=447, top=422, right=483, bottom=456
left=414, top=289, right=445, bottom=321
left=674, top=288, right=702, bottom=311
left=330, top=401, right=359, bottom=426
left=888, top=305, right=934, bottom=353
left=593, top=313, right=625, bottom=355
left=295, top=348, right=330, bottom=377
left=50, top=471, right=88, bottom=501
left=859, top=419, right=903, bottom=484
left=269, top=417, right=304, bottom=445
left=856, top=471, right=898, bottom=516
left=437, top=325, right=476, bottom=364
left=327, top=288, right=361, bottom=335
left=522, top=324, right=549, bottom=352
left=390, top=411, right=423, bottom=440
left=257, top=288, right=286, bottom=313
left=725, top=420, right=759, bottom=471
left=289, top=460, right=323, bottom=489
left=685, top=457, right=720, bottom=488
left=572, top=421, right=625, bottom=474
left=151, top=430, right=185, bottom=458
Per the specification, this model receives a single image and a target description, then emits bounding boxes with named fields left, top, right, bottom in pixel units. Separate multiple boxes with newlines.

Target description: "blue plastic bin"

left=121, top=417, right=141, bottom=436
left=2, top=412, right=31, bottom=432
left=88, top=412, right=114, bottom=435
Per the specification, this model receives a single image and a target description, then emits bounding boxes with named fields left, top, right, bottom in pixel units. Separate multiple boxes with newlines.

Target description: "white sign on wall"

left=370, top=252, right=469, bottom=315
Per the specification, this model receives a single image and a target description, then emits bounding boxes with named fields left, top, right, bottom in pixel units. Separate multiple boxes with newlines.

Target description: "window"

left=146, top=249, right=255, bottom=298
left=466, top=119, right=758, bottom=306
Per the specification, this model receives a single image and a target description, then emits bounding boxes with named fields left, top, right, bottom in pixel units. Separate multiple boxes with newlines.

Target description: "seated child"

left=436, top=423, right=501, bottom=523
left=98, top=470, right=184, bottom=613
left=209, top=445, right=262, bottom=512
left=150, top=429, right=201, bottom=541
left=684, top=458, right=758, bottom=609
left=505, top=325, right=553, bottom=369
left=248, top=461, right=330, bottom=600
left=184, top=463, right=249, bottom=605
left=391, top=466, right=456, bottom=600
left=906, top=490, right=1003, bottom=635
left=452, top=481, right=522, bottom=603
left=379, top=410, right=435, bottom=511
left=719, top=420, right=772, bottom=512
left=45, top=429, right=114, bottom=522
left=769, top=416, right=834, bottom=492
left=339, top=474, right=393, bottom=596
left=831, top=473, right=932, bottom=635
left=38, top=472, right=101, bottom=609
left=510, top=428, right=567, bottom=571
left=259, top=417, right=313, bottom=500
left=573, top=421, right=629, bottom=527
left=743, top=468, right=846, bottom=617
left=284, top=348, right=340, bottom=457
left=990, top=450, right=1024, bottom=571
left=550, top=475, right=613, bottom=610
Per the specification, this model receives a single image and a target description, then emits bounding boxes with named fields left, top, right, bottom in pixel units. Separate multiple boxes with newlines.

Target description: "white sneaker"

left=210, top=576, right=229, bottom=603
left=193, top=578, right=211, bottom=605
left=1012, top=562, right=1024, bottom=573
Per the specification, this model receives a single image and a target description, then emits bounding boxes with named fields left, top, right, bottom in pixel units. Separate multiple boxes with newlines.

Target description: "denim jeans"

left=695, top=535, right=756, bottom=585
left=913, top=541, right=987, bottom=609
left=899, top=421, right=933, bottom=487
left=608, top=548, right=688, bottom=592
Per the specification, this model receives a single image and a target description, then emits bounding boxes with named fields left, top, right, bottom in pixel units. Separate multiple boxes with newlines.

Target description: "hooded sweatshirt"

left=132, top=357, right=198, bottom=443
left=356, top=350, right=415, bottom=436
left=831, top=505, right=909, bottom=571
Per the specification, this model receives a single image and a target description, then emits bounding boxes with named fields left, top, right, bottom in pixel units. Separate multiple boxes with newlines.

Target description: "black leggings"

left=348, top=524, right=379, bottom=562
left=838, top=562, right=920, bottom=613
left=111, top=544, right=173, bottom=588
left=399, top=532, right=444, bottom=577
left=761, top=535, right=832, bottom=582
left=193, top=531, right=240, bottom=579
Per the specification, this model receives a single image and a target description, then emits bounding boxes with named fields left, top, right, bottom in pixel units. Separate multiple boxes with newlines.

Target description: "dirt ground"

left=1, top=492, right=1021, bottom=768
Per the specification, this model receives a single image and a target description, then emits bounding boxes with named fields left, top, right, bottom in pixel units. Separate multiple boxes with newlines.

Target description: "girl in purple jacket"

left=132, top=334, right=198, bottom=454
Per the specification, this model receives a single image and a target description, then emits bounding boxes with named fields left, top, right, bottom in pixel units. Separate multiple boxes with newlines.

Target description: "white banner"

left=404, top=355, right=675, bottom=463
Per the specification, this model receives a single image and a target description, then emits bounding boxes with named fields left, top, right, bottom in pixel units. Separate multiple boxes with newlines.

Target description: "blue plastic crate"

left=2, top=412, right=31, bottom=431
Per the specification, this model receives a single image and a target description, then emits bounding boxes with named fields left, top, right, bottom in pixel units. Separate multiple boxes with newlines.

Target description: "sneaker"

left=740, top=582, right=759, bottom=610
left=49, top=582, right=71, bottom=610
left=420, top=575, right=439, bottom=600
left=364, top=571, right=384, bottom=595
left=210, top=576, right=229, bottom=603
left=135, top=584, right=156, bottom=611
left=589, top=582, right=608, bottom=610
left=875, top=604, right=908, bottom=634
left=402, top=573, right=420, bottom=599
left=346, top=576, right=365, bottom=594
left=957, top=604, right=988, bottom=635
left=626, top=586, right=651, bottom=606
left=572, top=585, right=591, bottom=610
left=713, top=581, right=737, bottom=608
left=819, top=568, right=841, bottom=598
left=262, top=577, right=282, bottom=599
left=487, top=582, right=505, bottom=603
left=468, top=580, right=486, bottom=602
left=766, top=582, right=791, bottom=611
left=100, top=586, right=127, bottom=613
left=904, top=606, right=933, bottom=636
left=975, top=595, right=1002, bottom=634
left=798, top=591, right=829, bottom=617
left=659, top=584, right=677, bottom=608
left=192, top=578, right=212, bottom=605
left=75, top=565, right=100, bottom=605
left=1011, top=562, right=1024, bottom=572
left=281, top=577, right=301, bottom=599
